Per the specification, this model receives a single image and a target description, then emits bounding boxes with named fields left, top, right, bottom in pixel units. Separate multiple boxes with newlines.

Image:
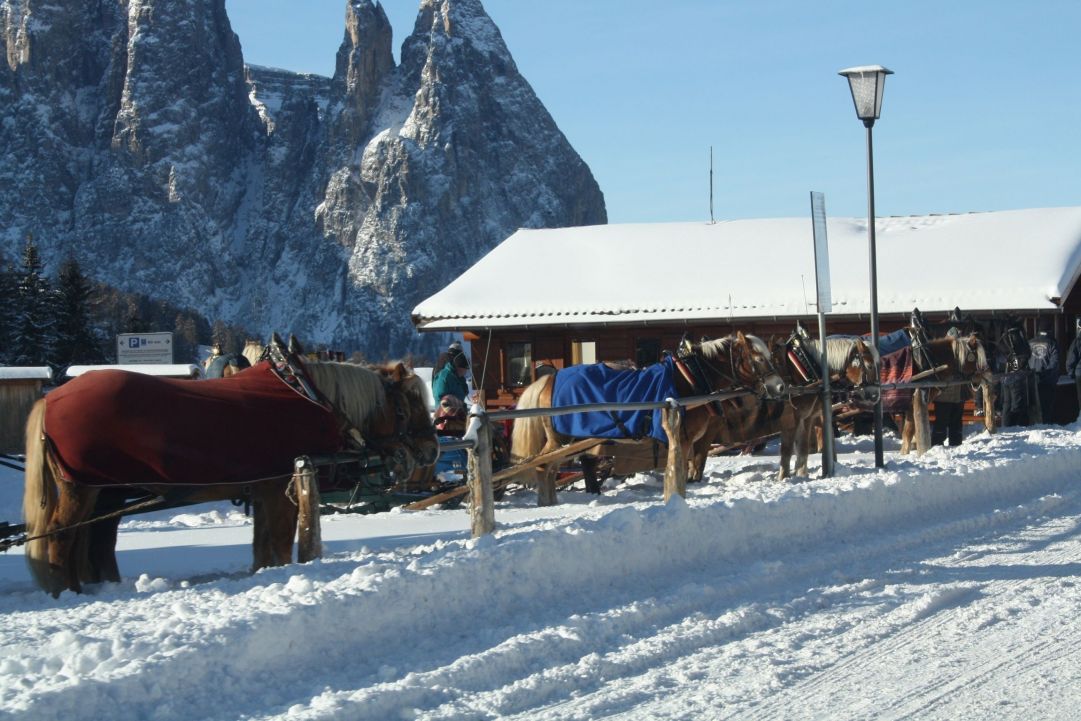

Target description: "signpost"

left=810, top=192, right=835, bottom=478
left=117, top=332, right=174, bottom=365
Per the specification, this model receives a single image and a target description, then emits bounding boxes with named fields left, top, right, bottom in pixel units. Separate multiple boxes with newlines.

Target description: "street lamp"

left=839, top=64, right=892, bottom=469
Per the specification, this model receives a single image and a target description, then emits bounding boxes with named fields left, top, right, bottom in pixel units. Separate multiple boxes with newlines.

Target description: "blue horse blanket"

left=873, top=329, right=911, bottom=356
left=551, top=358, right=678, bottom=444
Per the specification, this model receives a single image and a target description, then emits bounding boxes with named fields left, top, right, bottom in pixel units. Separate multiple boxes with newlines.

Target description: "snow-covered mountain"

left=0, top=0, right=606, bottom=355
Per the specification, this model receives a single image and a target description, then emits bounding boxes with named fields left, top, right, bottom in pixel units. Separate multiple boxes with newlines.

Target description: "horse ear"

left=736, top=330, right=748, bottom=346
left=390, top=362, right=409, bottom=382
left=288, top=335, right=305, bottom=356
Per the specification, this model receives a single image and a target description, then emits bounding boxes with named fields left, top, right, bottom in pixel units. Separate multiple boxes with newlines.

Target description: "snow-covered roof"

left=65, top=364, right=202, bottom=378
left=413, top=207, right=1081, bottom=330
left=0, top=367, right=52, bottom=381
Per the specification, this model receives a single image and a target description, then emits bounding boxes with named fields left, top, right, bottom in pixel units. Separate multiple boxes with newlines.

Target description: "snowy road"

left=2, top=425, right=1081, bottom=720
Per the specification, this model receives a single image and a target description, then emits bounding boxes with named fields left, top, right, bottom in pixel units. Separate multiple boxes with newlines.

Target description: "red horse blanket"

left=44, top=362, right=343, bottom=487
left=879, top=346, right=914, bottom=414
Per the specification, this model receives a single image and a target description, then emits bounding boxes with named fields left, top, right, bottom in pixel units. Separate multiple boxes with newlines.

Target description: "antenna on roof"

left=709, top=146, right=715, bottom=224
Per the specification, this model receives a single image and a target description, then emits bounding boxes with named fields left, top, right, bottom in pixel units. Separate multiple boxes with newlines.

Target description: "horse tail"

left=23, top=399, right=57, bottom=593
left=509, top=374, right=556, bottom=486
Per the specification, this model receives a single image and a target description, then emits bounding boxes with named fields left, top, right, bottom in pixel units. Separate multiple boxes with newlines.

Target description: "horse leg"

left=581, top=455, right=603, bottom=494
left=84, top=515, right=122, bottom=585
left=688, top=432, right=709, bottom=483
left=898, top=412, right=913, bottom=455
left=794, top=410, right=814, bottom=478
left=45, top=480, right=100, bottom=596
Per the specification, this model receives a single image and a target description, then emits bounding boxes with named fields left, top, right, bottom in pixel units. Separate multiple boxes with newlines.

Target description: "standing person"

left=1028, top=319, right=1061, bottom=423
left=432, top=341, right=471, bottom=406
left=1065, top=317, right=1081, bottom=418
left=932, top=312, right=965, bottom=446
left=998, top=319, right=1031, bottom=427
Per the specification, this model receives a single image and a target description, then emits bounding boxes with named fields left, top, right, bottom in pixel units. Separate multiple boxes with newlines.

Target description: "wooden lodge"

left=413, top=207, right=1081, bottom=423
left=0, top=367, right=52, bottom=454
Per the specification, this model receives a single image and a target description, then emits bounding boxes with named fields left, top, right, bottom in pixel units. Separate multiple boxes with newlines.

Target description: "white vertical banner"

left=810, top=191, right=832, bottom=314
left=810, top=191, right=835, bottom=477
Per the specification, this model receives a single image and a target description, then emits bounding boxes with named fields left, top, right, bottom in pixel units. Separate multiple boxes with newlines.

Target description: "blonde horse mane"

left=953, top=335, right=988, bottom=373
left=697, top=336, right=737, bottom=362
left=303, top=361, right=386, bottom=430
left=804, top=336, right=879, bottom=374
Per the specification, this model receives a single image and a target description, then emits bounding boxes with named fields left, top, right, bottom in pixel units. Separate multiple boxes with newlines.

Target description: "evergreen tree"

left=53, top=257, right=103, bottom=367
left=174, top=313, right=200, bottom=364
left=12, top=238, right=55, bottom=365
left=121, top=297, right=150, bottom=334
left=0, top=257, right=15, bottom=364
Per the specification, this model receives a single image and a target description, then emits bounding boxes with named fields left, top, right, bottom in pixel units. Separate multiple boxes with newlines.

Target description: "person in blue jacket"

left=432, top=341, right=471, bottom=405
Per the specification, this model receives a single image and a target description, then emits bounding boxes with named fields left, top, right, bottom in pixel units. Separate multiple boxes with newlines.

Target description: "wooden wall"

left=0, top=381, right=44, bottom=454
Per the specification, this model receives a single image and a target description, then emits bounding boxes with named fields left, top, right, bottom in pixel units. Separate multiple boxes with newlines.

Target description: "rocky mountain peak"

left=0, top=0, right=606, bottom=357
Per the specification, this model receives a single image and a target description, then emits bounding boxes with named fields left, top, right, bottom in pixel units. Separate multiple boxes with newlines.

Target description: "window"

left=506, top=342, right=533, bottom=386
left=571, top=340, right=596, bottom=366
left=636, top=337, right=661, bottom=368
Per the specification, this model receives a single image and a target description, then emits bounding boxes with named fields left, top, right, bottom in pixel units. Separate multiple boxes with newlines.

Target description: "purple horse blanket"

left=551, top=358, right=677, bottom=444
left=44, top=361, right=343, bottom=487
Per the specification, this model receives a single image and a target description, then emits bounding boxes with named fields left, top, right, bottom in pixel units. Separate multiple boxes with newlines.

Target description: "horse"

left=22, top=350, right=437, bottom=597
left=508, top=333, right=786, bottom=501
left=242, top=339, right=265, bottom=367
left=893, top=333, right=995, bottom=454
left=687, top=333, right=879, bottom=482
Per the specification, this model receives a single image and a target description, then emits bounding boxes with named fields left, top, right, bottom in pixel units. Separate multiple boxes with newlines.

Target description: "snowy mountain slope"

left=0, top=0, right=606, bottom=355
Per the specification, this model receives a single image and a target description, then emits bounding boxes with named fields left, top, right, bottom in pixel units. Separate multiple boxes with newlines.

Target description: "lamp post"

left=839, top=64, right=892, bottom=469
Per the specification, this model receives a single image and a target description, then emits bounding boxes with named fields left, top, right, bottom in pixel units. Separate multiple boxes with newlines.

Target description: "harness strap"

left=1, top=493, right=168, bottom=553
left=675, top=356, right=723, bottom=416
left=786, top=349, right=813, bottom=383
left=266, top=334, right=368, bottom=450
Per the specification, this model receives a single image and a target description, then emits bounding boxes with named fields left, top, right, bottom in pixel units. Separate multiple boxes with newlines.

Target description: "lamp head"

left=839, top=65, right=893, bottom=126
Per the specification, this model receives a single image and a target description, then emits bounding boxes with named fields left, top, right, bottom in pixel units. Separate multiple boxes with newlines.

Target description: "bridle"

left=680, top=336, right=781, bottom=400
left=366, top=378, right=439, bottom=476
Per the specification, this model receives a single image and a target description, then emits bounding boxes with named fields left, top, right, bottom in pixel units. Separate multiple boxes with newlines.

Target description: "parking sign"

left=117, top=332, right=174, bottom=364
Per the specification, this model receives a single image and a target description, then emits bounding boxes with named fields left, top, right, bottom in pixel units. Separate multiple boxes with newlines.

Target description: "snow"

left=4, top=421, right=1081, bottom=719
left=412, top=206, right=1081, bottom=330
left=0, top=367, right=51, bottom=381
left=64, top=364, right=202, bottom=378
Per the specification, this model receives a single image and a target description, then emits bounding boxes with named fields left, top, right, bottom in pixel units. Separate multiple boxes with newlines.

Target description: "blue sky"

left=226, top=0, right=1079, bottom=224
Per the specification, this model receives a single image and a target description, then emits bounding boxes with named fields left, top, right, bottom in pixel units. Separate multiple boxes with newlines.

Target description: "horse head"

left=369, top=362, right=440, bottom=472
left=736, top=332, right=787, bottom=400
left=957, top=334, right=991, bottom=382
left=845, top=337, right=879, bottom=387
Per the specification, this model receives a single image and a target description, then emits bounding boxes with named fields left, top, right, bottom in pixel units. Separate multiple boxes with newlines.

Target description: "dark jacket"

left=1027, top=332, right=1060, bottom=385
left=432, top=361, right=469, bottom=403
left=1067, top=335, right=1081, bottom=379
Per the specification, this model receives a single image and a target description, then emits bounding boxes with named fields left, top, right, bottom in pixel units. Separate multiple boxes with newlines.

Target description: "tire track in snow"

left=737, top=498, right=1081, bottom=721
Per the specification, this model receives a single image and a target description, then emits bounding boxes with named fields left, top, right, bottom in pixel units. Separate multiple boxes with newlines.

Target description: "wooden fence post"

left=537, top=465, right=558, bottom=507
left=467, top=407, right=496, bottom=536
left=662, top=398, right=686, bottom=502
left=294, top=456, right=322, bottom=563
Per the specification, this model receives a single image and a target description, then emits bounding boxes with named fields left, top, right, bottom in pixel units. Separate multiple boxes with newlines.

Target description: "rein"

left=0, top=493, right=169, bottom=553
